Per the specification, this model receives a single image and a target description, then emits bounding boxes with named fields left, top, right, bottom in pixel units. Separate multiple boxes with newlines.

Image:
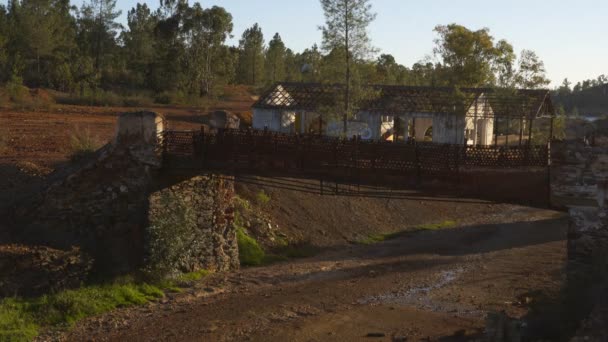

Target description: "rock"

left=208, top=110, right=240, bottom=129
left=366, top=332, right=386, bottom=338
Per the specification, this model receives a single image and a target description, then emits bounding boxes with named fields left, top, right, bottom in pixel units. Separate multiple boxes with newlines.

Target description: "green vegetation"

left=236, top=228, right=265, bottom=266
left=177, top=269, right=211, bottom=283
left=255, top=190, right=271, bottom=206
left=0, top=0, right=554, bottom=109
left=68, top=126, right=99, bottom=161
left=359, top=220, right=457, bottom=245
left=0, top=269, right=211, bottom=341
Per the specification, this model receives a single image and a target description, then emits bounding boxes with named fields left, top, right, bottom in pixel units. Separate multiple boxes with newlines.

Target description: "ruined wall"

left=13, top=112, right=238, bottom=281
left=551, top=140, right=608, bottom=340
left=551, top=140, right=608, bottom=208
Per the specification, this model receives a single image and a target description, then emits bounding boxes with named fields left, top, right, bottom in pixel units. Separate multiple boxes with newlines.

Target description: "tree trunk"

left=344, top=0, right=350, bottom=136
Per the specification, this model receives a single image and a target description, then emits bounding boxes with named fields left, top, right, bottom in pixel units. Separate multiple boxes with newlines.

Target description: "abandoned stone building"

left=252, top=83, right=555, bottom=146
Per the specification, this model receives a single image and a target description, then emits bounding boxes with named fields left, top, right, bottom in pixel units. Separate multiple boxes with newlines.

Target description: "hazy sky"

left=8, top=0, right=608, bottom=86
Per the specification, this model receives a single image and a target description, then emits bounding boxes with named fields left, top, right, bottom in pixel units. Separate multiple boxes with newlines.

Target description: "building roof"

left=253, top=82, right=555, bottom=119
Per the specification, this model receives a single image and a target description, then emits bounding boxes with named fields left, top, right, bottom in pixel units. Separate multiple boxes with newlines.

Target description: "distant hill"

left=553, top=84, right=608, bottom=116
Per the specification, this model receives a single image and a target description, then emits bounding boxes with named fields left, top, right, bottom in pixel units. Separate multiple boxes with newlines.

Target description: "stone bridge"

left=10, top=112, right=239, bottom=280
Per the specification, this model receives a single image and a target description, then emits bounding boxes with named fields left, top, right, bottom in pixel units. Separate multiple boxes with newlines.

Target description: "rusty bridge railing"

left=162, top=128, right=549, bottom=183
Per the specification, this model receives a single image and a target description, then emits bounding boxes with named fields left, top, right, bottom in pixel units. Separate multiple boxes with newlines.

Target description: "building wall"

left=464, top=94, right=495, bottom=146
left=252, top=109, right=296, bottom=133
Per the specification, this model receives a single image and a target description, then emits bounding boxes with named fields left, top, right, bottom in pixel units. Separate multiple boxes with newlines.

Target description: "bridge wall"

left=11, top=112, right=238, bottom=281
left=551, top=140, right=608, bottom=339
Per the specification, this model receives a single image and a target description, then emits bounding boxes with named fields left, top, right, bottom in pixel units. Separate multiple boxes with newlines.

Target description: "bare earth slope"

left=61, top=205, right=566, bottom=341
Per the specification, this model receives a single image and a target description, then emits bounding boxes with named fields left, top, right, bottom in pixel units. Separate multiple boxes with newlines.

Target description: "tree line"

left=0, top=0, right=552, bottom=104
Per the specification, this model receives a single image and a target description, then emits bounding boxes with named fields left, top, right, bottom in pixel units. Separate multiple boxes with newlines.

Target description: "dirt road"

left=62, top=205, right=567, bottom=341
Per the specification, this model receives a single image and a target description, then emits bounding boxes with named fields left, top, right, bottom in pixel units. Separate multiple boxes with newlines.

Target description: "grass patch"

left=177, top=269, right=211, bottom=282
left=255, top=190, right=271, bottom=206
left=0, top=283, right=165, bottom=341
left=69, top=126, right=100, bottom=161
left=0, top=269, right=212, bottom=341
left=358, top=220, right=458, bottom=245
left=236, top=228, right=265, bottom=266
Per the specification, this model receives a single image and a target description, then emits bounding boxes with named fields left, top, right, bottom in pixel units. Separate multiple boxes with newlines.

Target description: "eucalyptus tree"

left=183, top=4, right=233, bottom=95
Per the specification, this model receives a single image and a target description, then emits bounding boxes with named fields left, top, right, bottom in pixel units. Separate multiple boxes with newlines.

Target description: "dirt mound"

left=0, top=244, right=92, bottom=297
left=235, top=177, right=505, bottom=249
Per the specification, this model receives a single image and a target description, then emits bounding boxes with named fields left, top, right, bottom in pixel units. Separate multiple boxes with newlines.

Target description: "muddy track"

left=58, top=206, right=567, bottom=342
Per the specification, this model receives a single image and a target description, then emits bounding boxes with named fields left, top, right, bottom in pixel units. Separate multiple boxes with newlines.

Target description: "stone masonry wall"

left=11, top=112, right=238, bottom=284
left=551, top=140, right=608, bottom=340
left=145, top=174, right=238, bottom=277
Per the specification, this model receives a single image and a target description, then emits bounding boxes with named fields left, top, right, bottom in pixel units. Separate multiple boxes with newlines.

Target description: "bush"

left=69, top=126, right=99, bottom=161
left=55, top=90, right=154, bottom=108
left=256, top=190, right=271, bottom=206
left=236, top=228, right=265, bottom=266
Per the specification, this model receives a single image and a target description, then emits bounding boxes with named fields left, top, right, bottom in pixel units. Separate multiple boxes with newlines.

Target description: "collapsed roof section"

left=253, top=82, right=555, bottom=119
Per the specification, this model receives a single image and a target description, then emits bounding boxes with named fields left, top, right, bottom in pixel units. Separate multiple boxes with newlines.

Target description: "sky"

left=7, top=0, right=608, bottom=86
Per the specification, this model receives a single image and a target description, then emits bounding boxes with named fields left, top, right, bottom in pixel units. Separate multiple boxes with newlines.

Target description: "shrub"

left=256, top=190, right=271, bottom=206
left=236, top=228, right=265, bottom=266
left=69, top=126, right=99, bottom=161
left=55, top=90, right=154, bottom=108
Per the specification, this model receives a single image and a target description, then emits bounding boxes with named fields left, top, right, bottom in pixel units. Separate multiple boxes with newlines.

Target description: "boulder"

left=208, top=110, right=240, bottom=129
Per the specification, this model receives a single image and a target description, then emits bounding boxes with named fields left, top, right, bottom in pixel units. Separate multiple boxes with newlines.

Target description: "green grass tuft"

left=177, top=269, right=211, bottom=282
left=0, top=299, right=39, bottom=342
left=358, top=220, right=458, bottom=245
left=0, top=282, right=171, bottom=341
left=416, top=220, right=457, bottom=231
left=236, top=228, right=265, bottom=266
left=255, top=190, right=271, bottom=206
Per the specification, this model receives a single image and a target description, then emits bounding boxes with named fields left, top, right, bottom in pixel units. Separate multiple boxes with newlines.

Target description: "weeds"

left=69, top=126, right=100, bottom=161
left=0, top=268, right=211, bottom=341
left=256, top=190, right=271, bottom=206
left=236, top=228, right=265, bottom=266
left=358, top=220, right=458, bottom=245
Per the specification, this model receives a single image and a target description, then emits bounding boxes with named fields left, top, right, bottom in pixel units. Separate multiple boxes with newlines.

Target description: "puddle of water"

left=359, top=267, right=483, bottom=316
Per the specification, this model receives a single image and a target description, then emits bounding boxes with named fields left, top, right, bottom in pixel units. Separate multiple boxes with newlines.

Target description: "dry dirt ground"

left=0, top=93, right=568, bottom=341
left=60, top=205, right=567, bottom=341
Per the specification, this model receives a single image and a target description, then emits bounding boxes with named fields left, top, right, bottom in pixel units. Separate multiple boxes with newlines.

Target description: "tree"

left=183, top=4, right=233, bottom=95
left=237, top=23, right=264, bottom=85
left=265, top=33, right=286, bottom=84
left=77, top=0, right=122, bottom=77
left=0, top=5, right=8, bottom=82
left=320, top=0, right=376, bottom=134
left=514, top=49, right=550, bottom=89
left=433, top=24, right=513, bottom=87
left=558, top=78, right=572, bottom=96
left=122, top=3, right=157, bottom=87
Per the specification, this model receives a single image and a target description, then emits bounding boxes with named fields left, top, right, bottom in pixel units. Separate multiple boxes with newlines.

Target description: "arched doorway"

left=424, top=126, right=433, bottom=142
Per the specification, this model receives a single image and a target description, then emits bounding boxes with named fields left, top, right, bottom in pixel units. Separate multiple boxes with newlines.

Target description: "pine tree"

left=320, top=0, right=376, bottom=133
left=237, top=23, right=265, bottom=86
left=265, top=33, right=286, bottom=84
